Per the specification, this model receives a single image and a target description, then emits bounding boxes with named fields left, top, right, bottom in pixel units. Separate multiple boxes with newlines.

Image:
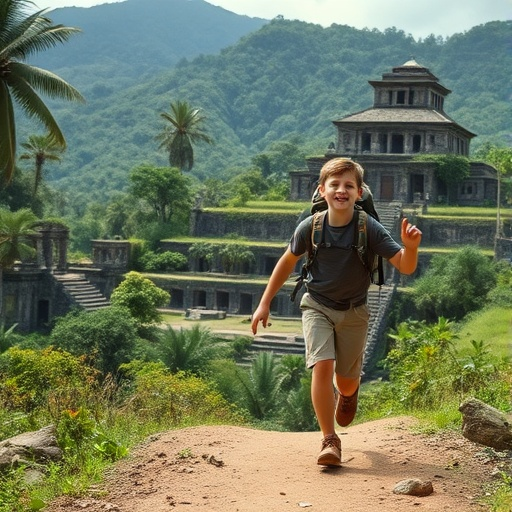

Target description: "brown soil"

left=44, top=416, right=496, bottom=512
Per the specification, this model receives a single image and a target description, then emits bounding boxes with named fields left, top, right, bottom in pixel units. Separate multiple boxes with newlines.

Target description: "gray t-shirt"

left=289, top=212, right=401, bottom=309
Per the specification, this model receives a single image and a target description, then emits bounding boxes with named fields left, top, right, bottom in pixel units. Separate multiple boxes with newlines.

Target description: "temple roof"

left=334, top=107, right=476, bottom=136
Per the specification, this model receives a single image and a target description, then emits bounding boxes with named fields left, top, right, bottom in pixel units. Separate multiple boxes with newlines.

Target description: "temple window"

left=391, top=133, right=404, bottom=153
left=362, top=132, right=371, bottom=152
left=412, top=134, right=421, bottom=152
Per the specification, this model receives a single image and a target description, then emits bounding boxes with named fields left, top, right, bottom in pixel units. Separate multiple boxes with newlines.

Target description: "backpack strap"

left=290, top=211, right=327, bottom=302
left=352, top=209, right=385, bottom=286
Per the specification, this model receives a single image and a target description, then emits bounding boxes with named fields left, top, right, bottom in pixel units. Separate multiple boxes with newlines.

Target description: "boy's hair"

left=318, top=157, right=364, bottom=188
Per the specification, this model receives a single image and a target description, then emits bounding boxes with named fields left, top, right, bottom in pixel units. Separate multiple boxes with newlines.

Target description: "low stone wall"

left=416, top=218, right=497, bottom=247
left=190, top=209, right=304, bottom=241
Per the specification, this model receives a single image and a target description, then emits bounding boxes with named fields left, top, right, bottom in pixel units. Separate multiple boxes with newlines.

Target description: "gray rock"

left=459, top=398, right=512, bottom=451
left=0, top=425, right=62, bottom=472
left=393, top=478, right=434, bottom=496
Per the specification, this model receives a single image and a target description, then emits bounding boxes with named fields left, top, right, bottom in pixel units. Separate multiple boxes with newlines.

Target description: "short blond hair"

left=318, top=158, right=364, bottom=188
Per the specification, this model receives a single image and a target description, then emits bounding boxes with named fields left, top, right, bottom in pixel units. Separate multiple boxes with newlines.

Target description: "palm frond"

left=0, top=81, right=16, bottom=182
left=6, top=70, right=66, bottom=145
left=9, top=62, right=84, bottom=102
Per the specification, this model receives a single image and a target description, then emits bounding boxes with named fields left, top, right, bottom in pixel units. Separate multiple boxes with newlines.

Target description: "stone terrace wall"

left=190, top=210, right=304, bottom=241
left=417, top=218, right=498, bottom=246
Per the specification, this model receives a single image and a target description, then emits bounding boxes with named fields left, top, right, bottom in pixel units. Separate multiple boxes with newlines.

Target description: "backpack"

left=290, top=183, right=384, bottom=302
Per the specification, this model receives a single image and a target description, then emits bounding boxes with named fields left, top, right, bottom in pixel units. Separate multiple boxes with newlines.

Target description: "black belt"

left=337, top=297, right=367, bottom=311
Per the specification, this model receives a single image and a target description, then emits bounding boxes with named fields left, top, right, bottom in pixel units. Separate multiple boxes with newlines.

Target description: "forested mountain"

left=30, top=0, right=267, bottom=92
left=17, top=2, right=512, bottom=207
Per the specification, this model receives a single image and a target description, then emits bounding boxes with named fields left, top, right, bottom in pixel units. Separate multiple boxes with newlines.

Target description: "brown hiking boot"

left=317, top=433, right=342, bottom=466
left=335, top=386, right=359, bottom=427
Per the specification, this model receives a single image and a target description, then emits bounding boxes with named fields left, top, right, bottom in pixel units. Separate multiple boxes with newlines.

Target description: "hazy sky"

left=37, top=0, right=511, bottom=39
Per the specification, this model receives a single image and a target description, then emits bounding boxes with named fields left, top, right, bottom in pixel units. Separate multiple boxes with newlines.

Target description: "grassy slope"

left=455, top=307, right=512, bottom=359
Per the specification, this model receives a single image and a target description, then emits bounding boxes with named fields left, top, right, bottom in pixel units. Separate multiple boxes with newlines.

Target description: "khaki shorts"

left=300, top=293, right=370, bottom=379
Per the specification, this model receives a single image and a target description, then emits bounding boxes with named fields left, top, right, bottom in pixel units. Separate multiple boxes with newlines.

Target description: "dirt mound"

left=45, top=417, right=492, bottom=511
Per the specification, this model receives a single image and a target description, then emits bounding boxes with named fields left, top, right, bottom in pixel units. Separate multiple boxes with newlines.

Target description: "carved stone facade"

left=290, top=60, right=498, bottom=206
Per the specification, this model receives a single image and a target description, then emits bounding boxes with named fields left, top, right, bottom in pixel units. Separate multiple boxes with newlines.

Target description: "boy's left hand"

left=401, top=217, right=422, bottom=249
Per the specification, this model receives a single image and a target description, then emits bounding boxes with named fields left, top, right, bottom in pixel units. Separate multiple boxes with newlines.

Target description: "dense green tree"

left=19, top=133, right=64, bottom=196
left=0, top=0, right=84, bottom=182
left=280, top=372, right=317, bottom=431
left=129, top=165, right=192, bottom=224
left=50, top=306, right=139, bottom=376
left=0, top=167, right=40, bottom=211
left=104, top=193, right=134, bottom=238
left=16, top=18, right=511, bottom=202
left=0, top=207, right=37, bottom=319
left=110, top=271, right=170, bottom=325
left=68, top=202, right=107, bottom=253
left=413, top=246, right=497, bottom=321
left=156, top=100, right=213, bottom=172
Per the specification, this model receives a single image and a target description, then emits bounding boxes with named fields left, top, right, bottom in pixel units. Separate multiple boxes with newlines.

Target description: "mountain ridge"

left=16, top=3, right=512, bottom=205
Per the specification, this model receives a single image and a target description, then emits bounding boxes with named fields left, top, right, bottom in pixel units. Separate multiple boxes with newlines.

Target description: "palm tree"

left=0, top=0, right=84, bottom=183
left=156, top=100, right=213, bottom=172
left=484, top=146, right=512, bottom=241
left=0, top=207, right=38, bottom=319
left=158, top=324, right=226, bottom=374
left=19, top=133, right=64, bottom=195
left=236, top=351, right=284, bottom=419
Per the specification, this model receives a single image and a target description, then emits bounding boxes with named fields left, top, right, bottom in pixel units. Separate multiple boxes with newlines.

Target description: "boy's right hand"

left=251, top=305, right=270, bottom=335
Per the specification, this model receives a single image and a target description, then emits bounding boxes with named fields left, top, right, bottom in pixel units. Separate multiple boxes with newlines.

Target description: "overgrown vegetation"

left=0, top=245, right=510, bottom=510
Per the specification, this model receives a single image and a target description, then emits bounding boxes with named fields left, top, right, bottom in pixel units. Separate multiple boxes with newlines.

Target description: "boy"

left=251, top=157, right=422, bottom=466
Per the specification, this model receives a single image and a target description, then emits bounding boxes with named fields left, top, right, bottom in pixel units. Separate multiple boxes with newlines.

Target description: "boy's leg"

left=311, top=359, right=336, bottom=436
left=333, top=304, right=370, bottom=426
left=301, top=294, right=342, bottom=465
left=335, top=375, right=360, bottom=398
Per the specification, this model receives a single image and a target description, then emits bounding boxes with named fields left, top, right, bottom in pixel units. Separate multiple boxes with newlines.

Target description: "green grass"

left=160, top=236, right=288, bottom=247
left=205, top=200, right=309, bottom=213
left=422, top=205, right=512, bottom=219
left=160, top=311, right=303, bottom=336
left=455, top=307, right=512, bottom=358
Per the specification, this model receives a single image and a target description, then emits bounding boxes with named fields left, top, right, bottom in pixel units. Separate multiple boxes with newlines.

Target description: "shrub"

left=119, top=360, right=242, bottom=426
left=0, top=346, right=99, bottom=415
left=139, top=250, right=188, bottom=272
left=50, top=307, right=139, bottom=376
left=413, top=246, right=497, bottom=321
left=110, top=271, right=170, bottom=325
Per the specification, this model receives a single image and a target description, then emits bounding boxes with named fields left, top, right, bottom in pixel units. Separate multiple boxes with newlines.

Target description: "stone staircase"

left=53, top=273, right=111, bottom=311
left=374, top=201, right=403, bottom=236
left=250, top=333, right=305, bottom=357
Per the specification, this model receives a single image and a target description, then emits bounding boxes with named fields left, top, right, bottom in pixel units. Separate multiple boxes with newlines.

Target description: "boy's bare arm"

left=389, top=217, right=422, bottom=275
left=251, top=248, right=302, bottom=334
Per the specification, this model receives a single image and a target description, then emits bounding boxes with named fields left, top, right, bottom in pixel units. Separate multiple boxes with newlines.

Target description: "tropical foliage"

left=11, top=12, right=511, bottom=206
left=129, top=164, right=193, bottom=223
left=0, top=0, right=83, bottom=182
left=49, top=306, right=139, bottom=376
left=19, top=133, right=64, bottom=195
left=158, top=324, right=226, bottom=374
left=413, top=246, right=497, bottom=321
left=156, top=100, right=213, bottom=172
left=110, top=271, right=170, bottom=325
left=0, top=207, right=38, bottom=268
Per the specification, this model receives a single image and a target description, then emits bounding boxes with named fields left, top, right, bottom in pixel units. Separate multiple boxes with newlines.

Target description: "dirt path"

left=46, top=417, right=493, bottom=512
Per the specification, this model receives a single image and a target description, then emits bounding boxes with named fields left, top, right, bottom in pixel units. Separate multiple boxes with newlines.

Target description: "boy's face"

left=319, top=172, right=362, bottom=212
